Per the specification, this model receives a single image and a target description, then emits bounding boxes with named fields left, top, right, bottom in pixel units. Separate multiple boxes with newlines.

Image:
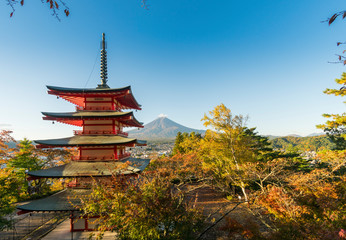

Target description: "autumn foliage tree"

left=82, top=171, right=204, bottom=240
left=252, top=149, right=346, bottom=240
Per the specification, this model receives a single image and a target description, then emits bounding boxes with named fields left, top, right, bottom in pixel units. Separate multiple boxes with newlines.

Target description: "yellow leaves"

left=316, top=150, right=346, bottom=173
left=319, top=73, right=346, bottom=149
left=323, top=73, right=346, bottom=97
left=201, top=103, right=236, bottom=130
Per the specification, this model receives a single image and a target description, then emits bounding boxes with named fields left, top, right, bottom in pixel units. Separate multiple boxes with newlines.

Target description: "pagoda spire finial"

left=97, top=33, right=110, bottom=89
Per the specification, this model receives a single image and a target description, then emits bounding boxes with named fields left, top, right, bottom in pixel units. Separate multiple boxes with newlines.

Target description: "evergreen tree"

left=173, top=132, right=184, bottom=155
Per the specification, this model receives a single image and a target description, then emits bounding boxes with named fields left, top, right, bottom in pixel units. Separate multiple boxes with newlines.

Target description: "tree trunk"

left=240, top=182, right=248, bottom=202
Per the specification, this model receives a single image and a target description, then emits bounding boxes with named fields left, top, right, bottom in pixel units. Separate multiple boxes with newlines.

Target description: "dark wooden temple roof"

left=47, top=85, right=130, bottom=93
left=42, top=111, right=132, bottom=118
left=41, top=111, right=143, bottom=128
left=27, top=158, right=150, bottom=178
left=17, top=188, right=90, bottom=212
left=34, top=135, right=146, bottom=147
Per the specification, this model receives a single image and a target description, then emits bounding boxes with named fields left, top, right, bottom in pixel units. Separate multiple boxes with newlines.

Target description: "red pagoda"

left=17, top=33, right=149, bottom=232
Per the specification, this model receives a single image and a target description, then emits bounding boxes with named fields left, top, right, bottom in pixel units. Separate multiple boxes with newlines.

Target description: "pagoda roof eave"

left=117, top=90, right=142, bottom=110
left=27, top=158, right=150, bottom=178
left=17, top=188, right=89, bottom=212
left=34, top=135, right=146, bottom=147
left=46, top=85, right=131, bottom=93
left=47, top=85, right=142, bottom=110
left=42, top=111, right=133, bottom=119
left=41, top=111, right=144, bottom=128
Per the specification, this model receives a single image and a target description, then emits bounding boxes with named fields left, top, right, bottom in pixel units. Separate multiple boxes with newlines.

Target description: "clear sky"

left=0, top=0, right=345, bottom=140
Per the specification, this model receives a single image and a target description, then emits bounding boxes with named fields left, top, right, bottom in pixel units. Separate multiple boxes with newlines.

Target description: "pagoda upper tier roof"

left=47, top=85, right=141, bottom=110
left=17, top=188, right=89, bottom=212
left=35, top=135, right=146, bottom=147
left=27, top=158, right=150, bottom=179
left=42, top=111, right=143, bottom=128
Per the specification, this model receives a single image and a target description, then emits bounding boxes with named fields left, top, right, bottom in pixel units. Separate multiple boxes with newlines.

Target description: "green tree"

left=8, top=138, right=71, bottom=197
left=172, top=132, right=184, bottom=155
left=317, top=73, right=346, bottom=150
left=8, top=139, right=47, bottom=196
left=9, top=138, right=43, bottom=171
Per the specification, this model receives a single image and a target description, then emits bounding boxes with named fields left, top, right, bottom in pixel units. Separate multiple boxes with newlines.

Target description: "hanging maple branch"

left=324, top=11, right=346, bottom=64
left=326, top=11, right=346, bottom=25
left=6, top=0, right=149, bottom=20
left=6, top=0, right=69, bottom=20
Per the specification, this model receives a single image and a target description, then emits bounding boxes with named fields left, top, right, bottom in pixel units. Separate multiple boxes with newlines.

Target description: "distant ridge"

left=127, top=117, right=205, bottom=141
left=264, top=133, right=325, bottom=139
left=270, top=134, right=334, bottom=152
left=306, top=132, right=326, bottom=137
left=286, top=134, right=302, bottom=138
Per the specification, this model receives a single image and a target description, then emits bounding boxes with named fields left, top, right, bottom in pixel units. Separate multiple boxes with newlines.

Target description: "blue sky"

left=0, top=0, right=345, bottom=140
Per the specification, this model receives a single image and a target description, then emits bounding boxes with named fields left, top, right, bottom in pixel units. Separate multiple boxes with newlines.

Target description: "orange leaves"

left=147, top=153, right=205, bottom=184
left=328, top=11, right=346, bottom=25
left=258, top=185, right=306, bottom=220
left=329, top=13, right=338, bottom=25
left=49, top=0, right=54, bottom=9
left=253, top=148, right=346, bottom=239
left=64, top=9, right=69, bottom=17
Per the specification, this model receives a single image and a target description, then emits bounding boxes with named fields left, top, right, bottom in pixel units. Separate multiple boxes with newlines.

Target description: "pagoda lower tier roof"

left=17, top=188, right=90, bottom=212
left=27, top=158, right=151, bottom=178
left=34, top=135, right=146, bottom=147
left=47, top=85, right=141, bottom=110
left=41, top=111, right=143, bottom=128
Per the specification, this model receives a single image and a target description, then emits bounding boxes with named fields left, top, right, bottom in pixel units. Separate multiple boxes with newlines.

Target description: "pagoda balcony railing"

left=84, top=106, right=113, bottom=111
left=71, top=153, right=131, bottom=161
left=73, top=130, right=128, bottom=136
left=115, top=130, right=129, bottom=137
left=76, top=106, right=114, bottom=111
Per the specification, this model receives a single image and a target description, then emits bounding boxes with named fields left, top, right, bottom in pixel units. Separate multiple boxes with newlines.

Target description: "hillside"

left=128, top=117, right=205, bottom=141
left=270, top=135, right=334, bottom=152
